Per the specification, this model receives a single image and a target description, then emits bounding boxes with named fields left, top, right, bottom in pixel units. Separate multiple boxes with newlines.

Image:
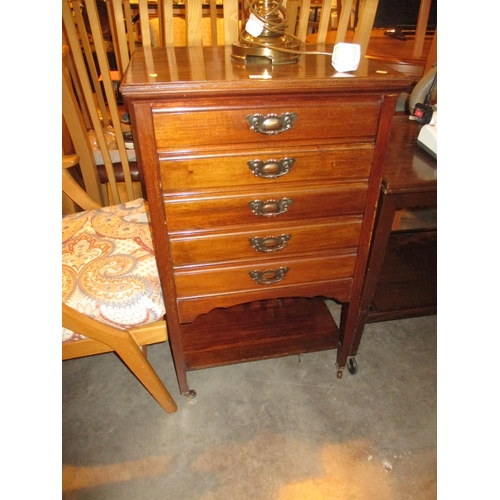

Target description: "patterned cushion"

left=62, top=199, right=165, bottom=343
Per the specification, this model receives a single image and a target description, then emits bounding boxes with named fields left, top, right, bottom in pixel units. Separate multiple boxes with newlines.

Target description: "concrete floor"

left=62, top=302, right=437, bottom=499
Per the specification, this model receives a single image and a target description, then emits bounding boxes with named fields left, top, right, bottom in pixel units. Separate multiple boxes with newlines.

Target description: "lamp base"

left=231, top=33, right=303, bottom=65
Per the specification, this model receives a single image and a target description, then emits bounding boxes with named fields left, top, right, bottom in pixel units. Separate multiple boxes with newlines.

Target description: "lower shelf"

left=367, top=229, right=437, bottom=322
left=180, top=297, right=339, bottom=370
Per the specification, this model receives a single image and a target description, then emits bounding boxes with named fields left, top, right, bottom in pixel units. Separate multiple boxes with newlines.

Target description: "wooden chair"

left=62, top=45, right=177, bottom=414
left=293, top=0, right=379, bottom=58
left=106, top=0, right=241, bottom=76
left=62, top=0, right=242, bottom=208
left=303, top=0, right=436, bottom=78
left=63, top=0, right=139, bottom=207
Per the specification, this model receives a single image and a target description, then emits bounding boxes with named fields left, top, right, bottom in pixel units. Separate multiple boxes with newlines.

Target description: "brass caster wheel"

left=337, top=369, right=343, bottom=379
left=347, top=357, right=358, bottom=375
left=183, top=389, right=197, bottom=398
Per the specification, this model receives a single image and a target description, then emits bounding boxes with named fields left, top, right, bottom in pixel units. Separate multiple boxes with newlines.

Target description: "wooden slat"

left=209, top=0, right=218, bottom=45
left=123, top=0, right=136, bottom=54
left=284, top=0, right=300, bottom=36
left=424, top=28, right=437, bottom=74
left=353, top=0, right=379, bottom=59
left=138, top=0, right=152, bottom=47
left=297, top=0, right=312, bottom=41
left=84, top=0, right=135, bottom=203
left=159, top=0, right=175, bottom=47
left=110, top=0, right=132, bottom=75
left=62, top=35, right=92, bottom=129
left=72, top=0, right=109, bottom=126
left=412, top=0, right=432, bottom=58
left=62, top=76, right=102, bottom=206
left=335, top=0, right=354, bottom=43
left=223, top=0, right=240, bottom=44
left=316, top=0, right=334, bottom=43
left=185, top=0, right=203, bottom=46
left=63, top=1, right=120, bottom=203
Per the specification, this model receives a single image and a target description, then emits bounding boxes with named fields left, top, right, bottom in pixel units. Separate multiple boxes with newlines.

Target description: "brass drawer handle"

left=248, top=198, right=293, bottom=217
left=249, top=267, right=289, bottom=285
left=249, top=234, right=291, bottom=252
left=247, top=158, right=296, bottom=179
left=246, top=112, right=297, bottom=135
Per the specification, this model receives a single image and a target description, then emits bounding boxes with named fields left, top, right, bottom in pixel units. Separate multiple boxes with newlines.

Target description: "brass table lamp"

left=232, top=0, right=304, bottom=64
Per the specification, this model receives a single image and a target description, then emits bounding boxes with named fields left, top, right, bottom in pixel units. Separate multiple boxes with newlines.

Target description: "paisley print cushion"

left=62, top=199, right=165, bottom=343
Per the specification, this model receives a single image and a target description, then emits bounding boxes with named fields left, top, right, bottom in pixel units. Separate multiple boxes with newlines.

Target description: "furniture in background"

left=62, top=45, right=177, bottom=415
left=286, top=0, right=379, bottom=57
left=61, top=0, right=410, bottom=208
left=62, top=0, right=242, bottom=209
left=120, top=45, right=413, bottom=396
left=63, top=0, right=138, bottom=207
left=350, top=114, right=437, bottom=357
left=63, top=1, right=434, bottom=399
left=306, top=0, right=436, bottom=78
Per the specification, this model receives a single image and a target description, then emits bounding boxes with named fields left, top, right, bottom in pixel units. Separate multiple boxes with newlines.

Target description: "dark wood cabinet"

left=351, top=114, right=437, bottom=355
left=121, top=46, right=412, bottom=395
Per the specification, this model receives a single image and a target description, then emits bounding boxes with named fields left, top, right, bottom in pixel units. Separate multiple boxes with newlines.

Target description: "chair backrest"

left=107, top=0, right=242, bottom=77
left=62, top=0, right=243, bottom=211
left=293, top=0, right=379, bottom=59
left=298, top=0, right=435, bottom=70
left=63, top=0, right=139, bottom=208
left=290, top=0, right=340, bottom=43
left=62, top=44, right=103, bottom=213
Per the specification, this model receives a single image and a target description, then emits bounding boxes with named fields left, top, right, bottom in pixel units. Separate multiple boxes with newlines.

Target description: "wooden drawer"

left=159, top=145, right=374, bottom=191
left=164, top=182, right=368, bottom=232
left=170, top=216, right=363, bottom=267
left=152, top=98, right=380, bottom=151
left=174, top=252, right=357, bottom=299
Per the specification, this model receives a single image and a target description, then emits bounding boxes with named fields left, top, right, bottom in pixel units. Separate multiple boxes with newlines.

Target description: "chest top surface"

left=120, top=45, right=413, bottom=100
left=118, top=45, right=416, bottom=393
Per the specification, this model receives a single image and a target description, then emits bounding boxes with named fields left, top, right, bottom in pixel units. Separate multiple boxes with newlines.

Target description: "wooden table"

left=350, top=114, right=437, bottom=356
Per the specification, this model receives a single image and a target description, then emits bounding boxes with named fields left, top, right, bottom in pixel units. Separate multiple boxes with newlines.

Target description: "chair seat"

left=62, top=198, right=165, bottom=343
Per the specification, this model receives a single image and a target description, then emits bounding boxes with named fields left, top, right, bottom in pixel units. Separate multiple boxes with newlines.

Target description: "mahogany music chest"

left=121, top=46, right=412, bottom=395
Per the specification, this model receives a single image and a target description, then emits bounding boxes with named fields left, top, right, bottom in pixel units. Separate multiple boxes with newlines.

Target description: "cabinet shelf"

left=367, top=229, right=437, bottom=322
left=181, top=297, right=339, bottom=370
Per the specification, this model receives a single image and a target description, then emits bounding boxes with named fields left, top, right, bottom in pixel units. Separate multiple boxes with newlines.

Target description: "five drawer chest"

left=121, top=46, right=413, bottom=395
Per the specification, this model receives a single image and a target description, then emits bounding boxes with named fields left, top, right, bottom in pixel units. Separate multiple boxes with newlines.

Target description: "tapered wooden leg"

left=115, top=340, right=177, bottom=413
left=63, top=304, right=177, bottom=413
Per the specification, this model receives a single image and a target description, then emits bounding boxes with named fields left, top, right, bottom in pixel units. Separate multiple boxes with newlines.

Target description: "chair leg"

left=114, top=340, right=177, bottom=414
left=62, top=304, right=177, bottom=413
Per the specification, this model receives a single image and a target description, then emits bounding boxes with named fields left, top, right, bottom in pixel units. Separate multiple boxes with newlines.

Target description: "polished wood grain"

left=180, top=298, right=339, bottom=369
left=63, top=305, right=177, bottom=414
left=163, top=182, right=369, bottom=231
left=152, top=98, right=381, bottom=151
left=368, top=230, right=436, bottom=321
left=159, top=145, right=374, bottom=189
left=120, top=46, right=414, bottom=96
left=177, top=278, right=355, bottom=324
left=169, top=217, right=362, bottom=266
left=380, top=116, right=437, bottom=194
left=307, top=29, right=434, bottom=76
left=350, top=115, right=437, bottom=355
left=174, top=252, right=357, bottom=298
left=121, top=46, right=413, bottom=394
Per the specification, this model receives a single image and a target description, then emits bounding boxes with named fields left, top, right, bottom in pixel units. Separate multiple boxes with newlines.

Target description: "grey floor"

left=62, top=302, right=437, bottom=499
